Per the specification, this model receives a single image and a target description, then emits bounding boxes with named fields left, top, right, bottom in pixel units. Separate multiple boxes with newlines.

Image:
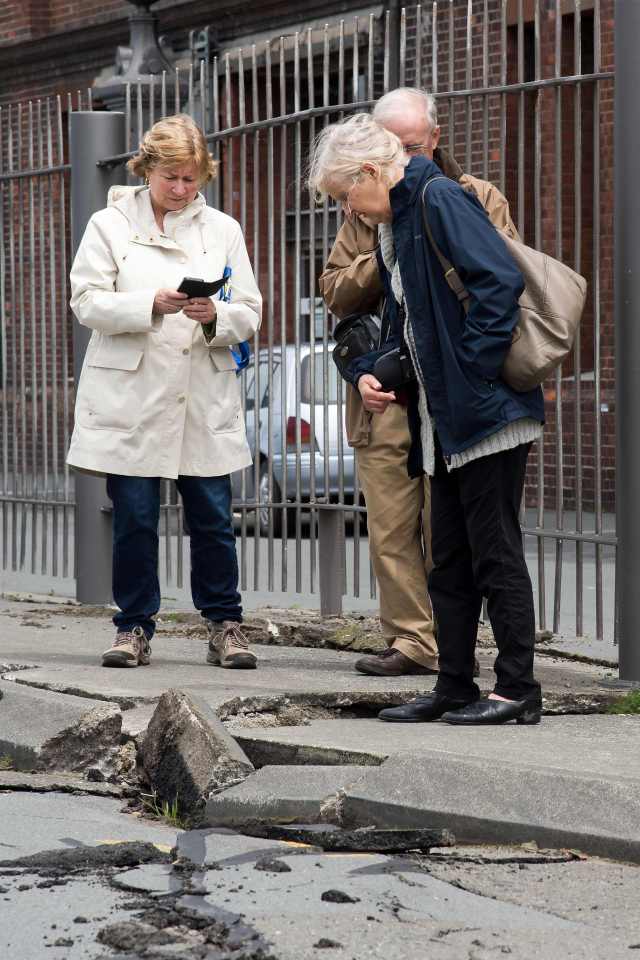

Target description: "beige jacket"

left=67, top=186, right=262, bottom=478
left=319, top=149, right=519, bottom=447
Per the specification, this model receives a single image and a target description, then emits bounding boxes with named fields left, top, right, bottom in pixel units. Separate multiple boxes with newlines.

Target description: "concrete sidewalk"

left=1, top=595, right=637, bottom=864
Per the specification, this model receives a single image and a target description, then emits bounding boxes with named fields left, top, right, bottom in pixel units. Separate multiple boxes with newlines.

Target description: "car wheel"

left=258, top=462, right=282, bottom=537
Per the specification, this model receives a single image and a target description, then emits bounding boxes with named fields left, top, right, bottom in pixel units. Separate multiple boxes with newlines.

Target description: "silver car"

left=231, top=344, right=356, bottom=533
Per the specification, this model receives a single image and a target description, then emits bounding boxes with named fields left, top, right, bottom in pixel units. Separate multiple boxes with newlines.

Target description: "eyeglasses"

left=403, top=142, right=430, bottom=156
left=339, top=175, right=360, bottom=219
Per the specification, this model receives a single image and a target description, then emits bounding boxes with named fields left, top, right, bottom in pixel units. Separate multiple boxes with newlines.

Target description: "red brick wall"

left=47, top=0, right=127, bottom=32
left=0, top=0, right=50, bottom=44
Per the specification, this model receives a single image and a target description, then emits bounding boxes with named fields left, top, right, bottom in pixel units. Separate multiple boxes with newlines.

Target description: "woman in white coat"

left=68, top=114, right=262, bottom=670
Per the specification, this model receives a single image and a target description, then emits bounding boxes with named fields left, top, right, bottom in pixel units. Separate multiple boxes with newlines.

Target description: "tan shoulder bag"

left=421, top=178, right=587, bottom=393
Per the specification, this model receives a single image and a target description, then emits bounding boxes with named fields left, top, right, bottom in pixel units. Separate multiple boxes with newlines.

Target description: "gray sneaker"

left=102, top=625, right=151, bottom=668
left=206, top=620, right=257, bottom=669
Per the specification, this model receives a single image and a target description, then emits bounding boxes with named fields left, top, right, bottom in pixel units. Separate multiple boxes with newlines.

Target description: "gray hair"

left=307, top=113, right=408, bottom=200
left=373, top=87, right=438, bottom=130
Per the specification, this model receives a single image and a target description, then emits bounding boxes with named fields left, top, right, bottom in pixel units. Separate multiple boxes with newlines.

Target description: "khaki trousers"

left=356, top=402, right=438, bottom=670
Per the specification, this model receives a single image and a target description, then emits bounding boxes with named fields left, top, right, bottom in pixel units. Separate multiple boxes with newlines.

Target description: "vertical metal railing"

left=0, top=3, right=616, bottom=645
left=0, top=92, right=91, bottom=587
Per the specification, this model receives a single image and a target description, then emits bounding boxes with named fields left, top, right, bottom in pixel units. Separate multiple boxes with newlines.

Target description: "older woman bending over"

left=308, top=115, right=544, bottom=725
left=68, top=114, right=261, bottom=671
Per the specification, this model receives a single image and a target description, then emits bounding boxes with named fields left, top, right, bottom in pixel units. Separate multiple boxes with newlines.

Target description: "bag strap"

left=421, top=177, right=470, bottom=315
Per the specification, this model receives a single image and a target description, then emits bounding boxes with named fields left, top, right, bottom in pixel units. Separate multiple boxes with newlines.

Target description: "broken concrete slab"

left=0, top=792, right=179, bottom=861
left=203, top=763, right=370, bottom=827
left=238, top=823, right=455, bottom=853
left=340, top=749, right=640, bottom=863
left=140, top=689, right=254, bottom=816
left=0, top=770, right=124, bottom=798
left=233, top=714, right=640, bottom=777
left=1, top=597, right=617, bottom=718
left=231, top=716, right=640, bottom=862
left=0, top=679, right=121, bottom=775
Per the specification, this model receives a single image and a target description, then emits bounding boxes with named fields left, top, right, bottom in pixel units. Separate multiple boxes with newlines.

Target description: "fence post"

left=70, top=111, right=126, bottom=604
left=387, top=0, right=402, bottom=90
left=615, top=0, right=640, bottom=682
left=318, top=509, right=345, bottom=617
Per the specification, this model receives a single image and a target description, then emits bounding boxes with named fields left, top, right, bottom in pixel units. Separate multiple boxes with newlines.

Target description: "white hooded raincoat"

left=67, top=186, right=261, bottom=479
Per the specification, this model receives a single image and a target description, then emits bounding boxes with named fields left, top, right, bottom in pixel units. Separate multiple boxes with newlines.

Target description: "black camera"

left=373, top=347, right=416, bottom=391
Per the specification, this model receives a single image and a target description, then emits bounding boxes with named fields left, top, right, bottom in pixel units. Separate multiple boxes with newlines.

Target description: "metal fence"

left=0, top=2, right=616, bottom=642
left=0, top=92, right=91, bottom=582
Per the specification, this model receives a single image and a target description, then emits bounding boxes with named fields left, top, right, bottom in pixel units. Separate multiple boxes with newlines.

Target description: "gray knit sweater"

left=379, top=223, right=542, bottom=476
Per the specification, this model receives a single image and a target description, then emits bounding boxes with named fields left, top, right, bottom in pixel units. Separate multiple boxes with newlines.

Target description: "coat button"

left=182, top=348, right=190, bottom=356
left=177, top=395, right=185, bottom=404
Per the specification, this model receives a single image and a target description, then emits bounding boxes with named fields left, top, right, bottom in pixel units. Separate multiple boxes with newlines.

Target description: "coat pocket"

left=78, top=349, right=144, bottom=432
left=89, top=334, right=145, bottom=371
left=209, top=347, right=236, bottom=372
left=206, top=352, right=242, bottom=434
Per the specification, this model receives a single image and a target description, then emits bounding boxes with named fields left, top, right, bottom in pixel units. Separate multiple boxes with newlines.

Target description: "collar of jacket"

left=433, top=146, right=464, bottom=182
left=390, top=155, right=440, bottom=218
left=106, top=185, right=208, bottom=248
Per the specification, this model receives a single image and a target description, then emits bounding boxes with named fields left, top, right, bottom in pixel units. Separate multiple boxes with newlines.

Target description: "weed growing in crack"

left=607, top=691, right=640, bottom=715
left=0, top=756, right=15, bottom=770
left=140, top=790, right=190, bottom=829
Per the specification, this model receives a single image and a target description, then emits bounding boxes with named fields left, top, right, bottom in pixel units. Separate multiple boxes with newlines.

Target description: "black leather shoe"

left=441, top=697, right=543, bottom=725
left=378, top=692, right=478, bottom=723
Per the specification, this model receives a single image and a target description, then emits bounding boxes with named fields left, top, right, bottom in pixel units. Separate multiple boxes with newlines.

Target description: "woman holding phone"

left=67, top=114, right=262, bottom=671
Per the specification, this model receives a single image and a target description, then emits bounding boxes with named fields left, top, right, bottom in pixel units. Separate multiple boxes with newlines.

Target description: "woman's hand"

left=153, top=289, right=189, bottom=315
left=358, top=374, right=396, bottom=414
left=183, top=297, right=217, bottom=325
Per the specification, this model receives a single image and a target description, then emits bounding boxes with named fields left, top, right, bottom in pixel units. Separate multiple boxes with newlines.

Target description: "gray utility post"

left=615, top=0, right=640, bottom=682
left=70, top=111, right=126, bottom=604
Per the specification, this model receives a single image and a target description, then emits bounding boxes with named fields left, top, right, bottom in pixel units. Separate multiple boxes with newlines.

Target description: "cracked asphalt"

left=1, top=595, right=639, bottom=958
left=2, top=815, right=640, bottom=960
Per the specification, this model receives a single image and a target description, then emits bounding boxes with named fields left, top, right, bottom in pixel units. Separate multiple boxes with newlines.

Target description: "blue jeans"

left=106, top=474, right=242, bottom=639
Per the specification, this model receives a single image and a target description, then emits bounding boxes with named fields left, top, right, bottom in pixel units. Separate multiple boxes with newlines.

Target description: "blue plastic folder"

left=219, top=265, right=251, bottom=374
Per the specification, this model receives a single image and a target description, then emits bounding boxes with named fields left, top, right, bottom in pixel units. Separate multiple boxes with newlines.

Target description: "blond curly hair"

left=127, top=114, right=218, bottom=184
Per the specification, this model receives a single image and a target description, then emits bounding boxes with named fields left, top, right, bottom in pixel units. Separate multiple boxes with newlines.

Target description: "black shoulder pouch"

left=332, top=313, right=381, bottom=380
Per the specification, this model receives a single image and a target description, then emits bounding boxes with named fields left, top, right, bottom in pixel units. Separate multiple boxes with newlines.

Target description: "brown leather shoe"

left=354, top=648, right=438, bottom=677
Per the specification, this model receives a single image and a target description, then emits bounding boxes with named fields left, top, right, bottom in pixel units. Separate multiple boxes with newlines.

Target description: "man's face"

left=380, top=111, right=441, bottom=160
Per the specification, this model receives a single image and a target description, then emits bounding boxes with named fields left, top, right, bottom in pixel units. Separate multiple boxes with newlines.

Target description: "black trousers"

left=429, top=438, right=541, bottom=702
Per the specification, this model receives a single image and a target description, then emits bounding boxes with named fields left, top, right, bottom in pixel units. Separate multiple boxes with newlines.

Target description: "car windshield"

left=301, top=353, right=340, bottom=404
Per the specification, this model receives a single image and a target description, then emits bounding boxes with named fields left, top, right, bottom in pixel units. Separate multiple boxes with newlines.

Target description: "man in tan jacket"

left=319, top=87, right=519, bottom=677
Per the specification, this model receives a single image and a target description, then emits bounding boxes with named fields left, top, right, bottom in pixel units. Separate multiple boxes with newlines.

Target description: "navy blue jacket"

left=389, top=156, right=543, bottom=459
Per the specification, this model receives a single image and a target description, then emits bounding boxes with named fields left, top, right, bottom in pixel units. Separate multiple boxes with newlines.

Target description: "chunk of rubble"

left=254, top=857, right=292, bottom=873
left=320, top=889, right=360, bottom=904
left=237, top=822, right=454, bottom=853
left=39, top=704, right=122, bottom=777
left=0, top=679, right=122, bottom=777
left=141, top=689, right=254, bottom=816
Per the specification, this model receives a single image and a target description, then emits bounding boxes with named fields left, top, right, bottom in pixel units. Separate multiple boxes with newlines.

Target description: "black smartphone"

left=177, top=276, right=226, bottom=298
